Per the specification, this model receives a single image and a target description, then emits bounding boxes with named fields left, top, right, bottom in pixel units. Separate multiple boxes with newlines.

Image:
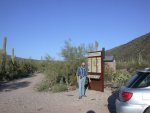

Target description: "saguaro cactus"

left=138, top=52, right=143, bottom=65
left=12, top=48, right=15, bottom=64
left=3, top=37, right=7, bottom=53
left=1, top=37, right=7, bottom=74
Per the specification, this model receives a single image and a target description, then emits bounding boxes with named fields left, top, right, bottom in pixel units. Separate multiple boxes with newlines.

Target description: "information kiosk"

left=88, top=49, right=105, bottom=92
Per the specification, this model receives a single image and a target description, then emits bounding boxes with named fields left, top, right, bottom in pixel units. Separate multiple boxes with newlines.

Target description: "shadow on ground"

left=86, top=110, right=95, bottom=113
left=0, top=81, right=31, bottom=92
left=107, top=90, right=119, bottom=113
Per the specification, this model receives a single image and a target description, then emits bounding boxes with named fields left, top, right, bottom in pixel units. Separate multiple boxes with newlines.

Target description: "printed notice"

left=97, top=57, right=101, bottom=73
left=88, top=58, right=91, bottom=72
left=92, top=58, right=97, bottom=72
left=88, top=51, right=102, bottom=73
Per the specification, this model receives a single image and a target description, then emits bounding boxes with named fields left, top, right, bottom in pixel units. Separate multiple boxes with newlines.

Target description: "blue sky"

left=0, top=0, right=150, bottom=60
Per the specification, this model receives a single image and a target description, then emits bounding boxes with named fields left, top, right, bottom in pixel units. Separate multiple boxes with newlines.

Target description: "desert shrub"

left=117, top=54, right=149, bottom=72
left=104, top=66, right=114, bottom=82
left=0, top=37, right=39, bottom=81
left=105, top=64, right=131, bottom=87
left=36, top=80, right=50, bottom=92
left=70, top=75, right=77, bottom=86
left=105, top=55, right=150, bottom=88
left=52, top=83, right=68, bottom=92
left=115, top=57, right=149, bottom=87
left=112, top=70, right=131, bottom=87
left=0, top=57, right=38, bottom=81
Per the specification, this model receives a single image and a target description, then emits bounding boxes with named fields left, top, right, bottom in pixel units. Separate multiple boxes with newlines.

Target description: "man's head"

left=81, top=62, right=86, bottom=67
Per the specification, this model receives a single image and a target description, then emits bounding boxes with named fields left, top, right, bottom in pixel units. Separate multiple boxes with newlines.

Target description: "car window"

left=126, top=74, right=138, bottom=88
left=138, top=74, right=150, bottom=88
left=131, top=73, right=150, bottom=88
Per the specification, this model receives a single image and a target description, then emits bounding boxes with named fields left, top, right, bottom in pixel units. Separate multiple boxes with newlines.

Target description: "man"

left=77, top=62, right=88, bottom=99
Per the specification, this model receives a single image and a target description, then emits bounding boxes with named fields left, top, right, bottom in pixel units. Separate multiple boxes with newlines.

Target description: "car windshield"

left=126, top=72, right=150, bottom=88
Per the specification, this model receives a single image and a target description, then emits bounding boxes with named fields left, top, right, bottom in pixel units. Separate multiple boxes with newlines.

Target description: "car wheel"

left=144, top=107, right=150, bottom=113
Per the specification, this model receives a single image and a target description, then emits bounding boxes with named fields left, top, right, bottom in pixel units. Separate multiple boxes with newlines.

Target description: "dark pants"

left=84, top=77, right=89, bottom=95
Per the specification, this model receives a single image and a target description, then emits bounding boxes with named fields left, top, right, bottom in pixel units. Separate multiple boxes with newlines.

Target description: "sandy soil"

left=0, top=73, right=117, bottom=113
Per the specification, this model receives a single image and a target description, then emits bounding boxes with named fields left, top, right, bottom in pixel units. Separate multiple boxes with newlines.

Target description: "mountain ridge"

left=106, top=32, right=150, bottom=61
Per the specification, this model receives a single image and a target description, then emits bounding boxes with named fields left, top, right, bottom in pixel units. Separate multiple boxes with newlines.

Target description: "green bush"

left=112, top=70, right=131, bottom=87
left=70, top=75, right=77, bottom=86
left=52, top=84, right=68, bottom=92
left=104, top=67, right=114, bottom=82
left=36, top=80, right=50, bottom=92
left=114, top=56, right=149, bottom=87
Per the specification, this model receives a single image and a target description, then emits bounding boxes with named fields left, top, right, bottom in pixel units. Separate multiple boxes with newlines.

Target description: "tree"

left=95, top=40, right=99, bottom=51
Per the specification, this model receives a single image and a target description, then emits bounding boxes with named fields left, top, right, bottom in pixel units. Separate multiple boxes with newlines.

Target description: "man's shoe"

left=83, top=95, right=87, bottom=97
left=78, top=96, right=82, bottom=99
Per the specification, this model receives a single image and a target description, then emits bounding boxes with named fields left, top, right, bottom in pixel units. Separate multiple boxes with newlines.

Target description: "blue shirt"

left=77, top=66, right=88, bottom=77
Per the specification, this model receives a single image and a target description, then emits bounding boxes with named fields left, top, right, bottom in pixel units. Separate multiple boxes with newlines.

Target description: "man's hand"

left=80, top=76, right=83, bottom=79
left=89, top=78, right=91, bottom=82
left=87, top=75, right=91, bottom=82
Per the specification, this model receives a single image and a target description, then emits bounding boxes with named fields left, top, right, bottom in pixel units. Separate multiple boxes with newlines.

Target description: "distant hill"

left=6, top=55, right=40, bottom=62
left=106, top=32, right=150, bottom=61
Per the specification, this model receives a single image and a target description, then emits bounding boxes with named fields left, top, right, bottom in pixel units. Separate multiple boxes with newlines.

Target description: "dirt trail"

left=0, top=73, right=115, bottom=113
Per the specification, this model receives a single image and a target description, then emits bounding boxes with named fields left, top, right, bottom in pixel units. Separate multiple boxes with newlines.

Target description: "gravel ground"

left=0, top=73, right=117, bottom=113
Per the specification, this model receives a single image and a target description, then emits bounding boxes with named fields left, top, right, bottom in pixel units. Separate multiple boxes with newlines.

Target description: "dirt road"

left=0, top=73, right=116, bottom=113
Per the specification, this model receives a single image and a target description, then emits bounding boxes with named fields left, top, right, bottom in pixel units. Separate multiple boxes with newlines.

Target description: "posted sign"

left=88, top=50, right=104, bottom=92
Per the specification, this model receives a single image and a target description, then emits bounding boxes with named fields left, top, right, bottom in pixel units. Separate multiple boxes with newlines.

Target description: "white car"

left=116, top=68, right=150, bottom=113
